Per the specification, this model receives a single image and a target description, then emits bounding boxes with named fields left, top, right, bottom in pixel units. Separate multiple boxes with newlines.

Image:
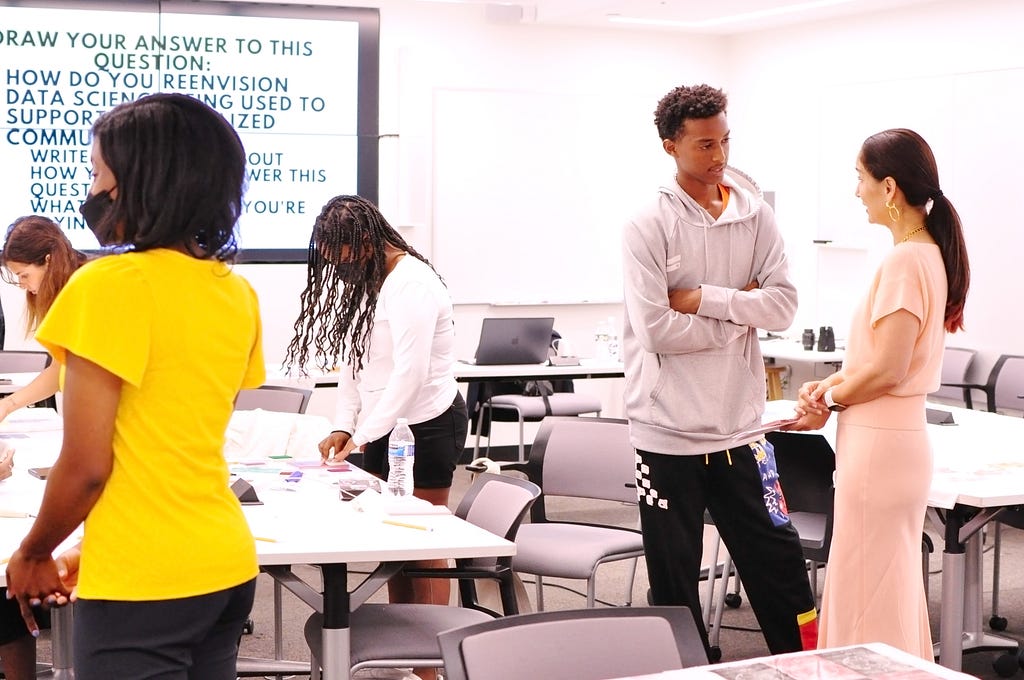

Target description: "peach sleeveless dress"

left=818, top=242, right=947, bottom=660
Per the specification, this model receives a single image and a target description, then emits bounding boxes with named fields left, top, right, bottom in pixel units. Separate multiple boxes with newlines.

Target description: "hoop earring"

left=886, top=200, right=901, bottom=224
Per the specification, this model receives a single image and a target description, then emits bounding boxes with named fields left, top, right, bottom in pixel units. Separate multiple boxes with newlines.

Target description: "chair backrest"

left=438, top=606, right=707, bottom=680
left=526, top=416, right=636, bottom=507
left=929, top=346, right=977, bottom=403
left=988, top=354, right=1024, bottom=413
left=234, top=385, right=312, bottom=414
left=454, top=472, right=540, bottom=569
left=0, top=350, right=51, bottom=373
left=766, top=431, right=835, bottom=514
left=765, top=431, right=836, bottom=561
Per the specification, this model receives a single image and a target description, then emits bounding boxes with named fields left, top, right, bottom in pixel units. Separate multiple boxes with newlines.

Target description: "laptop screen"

left=472, top=317, right=555, bottom=365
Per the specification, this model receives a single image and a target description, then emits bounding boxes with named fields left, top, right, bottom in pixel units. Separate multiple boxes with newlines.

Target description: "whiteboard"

left=431, top=88, right=666, bottom=304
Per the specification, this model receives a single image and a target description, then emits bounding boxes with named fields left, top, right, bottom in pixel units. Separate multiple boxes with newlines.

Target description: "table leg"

left=35, top=605, right=75, bottom=679
left=320, top=563, right=350, bottom=680
left=937, top=507, right=1017, bottom=670
left=938, top=508, right=966, bottom=670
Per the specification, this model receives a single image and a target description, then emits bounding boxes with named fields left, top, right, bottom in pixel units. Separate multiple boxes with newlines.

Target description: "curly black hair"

left=284, top=195, right=440, bottom=375
left=654, top=83, right=728, bottom=141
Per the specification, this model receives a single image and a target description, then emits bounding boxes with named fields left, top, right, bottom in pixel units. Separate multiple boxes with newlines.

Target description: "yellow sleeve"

left=36, top=257, right=152, bottom=387
left=240, top=279, right=266, bottom=389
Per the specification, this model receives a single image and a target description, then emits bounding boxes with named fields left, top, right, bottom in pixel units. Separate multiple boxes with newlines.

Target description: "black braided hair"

left=284, top=195, right=440, bottom=375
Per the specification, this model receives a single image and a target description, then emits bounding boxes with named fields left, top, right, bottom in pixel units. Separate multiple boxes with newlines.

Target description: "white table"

left=242, top=467, right=514, bottom=680
left=922, top=405, right=1024, bottom=670
left=613, top=642, right=976, bottom=679
left=0, top=372, right=39, bottom=395
left=264, top=358, right=625, bottom=388
left=1, top=412, right=515, bottom=680
left=0, top=409, right=75, bottom=679
left=759, top=337, right=845, bottom=366
left=765, top=401, right=1024, bottom=671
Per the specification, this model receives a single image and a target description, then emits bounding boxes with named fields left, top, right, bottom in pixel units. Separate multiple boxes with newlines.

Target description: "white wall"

left=725, top=0, right=1024, bottom=383
left=5, top=0, right=1019, bottom=408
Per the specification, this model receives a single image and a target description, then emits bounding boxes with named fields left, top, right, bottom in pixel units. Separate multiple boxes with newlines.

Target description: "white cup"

left=553, top=338, right=575, bottom=357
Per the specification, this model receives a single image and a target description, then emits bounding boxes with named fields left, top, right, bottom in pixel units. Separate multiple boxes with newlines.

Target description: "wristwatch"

left=823, top=388, right=847, bottom=412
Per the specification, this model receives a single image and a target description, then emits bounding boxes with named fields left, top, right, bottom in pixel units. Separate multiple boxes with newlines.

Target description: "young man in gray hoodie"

left=623, top=83, right=817, bottom=655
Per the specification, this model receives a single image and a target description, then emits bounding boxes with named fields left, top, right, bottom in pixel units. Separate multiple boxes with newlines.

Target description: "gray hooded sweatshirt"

left=621, top=167, right=797, bottom=455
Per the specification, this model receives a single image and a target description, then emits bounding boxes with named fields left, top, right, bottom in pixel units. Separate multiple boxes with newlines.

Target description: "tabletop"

left=613, top=643, right=975, bottom=680
left=759, top=337, right=846, bottom=365
left=1, top=408, right=514, bottom=579
left=263, top=358, right=626, bottom=388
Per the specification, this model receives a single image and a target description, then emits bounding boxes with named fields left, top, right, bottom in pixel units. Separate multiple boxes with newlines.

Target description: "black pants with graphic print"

left=636, top=444, right=816, bottom=655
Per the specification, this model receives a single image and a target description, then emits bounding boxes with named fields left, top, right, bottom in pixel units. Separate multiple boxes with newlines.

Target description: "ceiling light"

left=607, top=0, right=856, bottom=29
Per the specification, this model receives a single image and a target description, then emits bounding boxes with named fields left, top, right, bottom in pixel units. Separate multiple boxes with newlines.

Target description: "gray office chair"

left=0, top=349, right=57, bottom=409
left=502, top=416, right=644, bottom=610
left=700, top=431, right=835, bottom=660
left=303, top=473, right=541, bottom=679
left=234, top=384, right=312, bottom=414
left=438, top=606, right=708, bottom=680
left=942, top=353, right=1024, bottom=414
left=929, top=346, right=978, bottom=407
left=473, top=388, right=602, bottom=463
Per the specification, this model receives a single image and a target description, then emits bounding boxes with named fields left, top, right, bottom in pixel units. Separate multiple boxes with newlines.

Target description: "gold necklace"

left=900, top=225, right=927, bottom=243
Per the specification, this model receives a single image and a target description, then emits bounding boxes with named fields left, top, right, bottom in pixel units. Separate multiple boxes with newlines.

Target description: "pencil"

left=382, top=519, right=433, bottom=532
left=253, top=536, right=278, bottom=543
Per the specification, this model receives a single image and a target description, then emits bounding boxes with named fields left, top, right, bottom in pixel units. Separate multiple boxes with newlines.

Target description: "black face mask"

left=79, top=190, right=114, bottom=242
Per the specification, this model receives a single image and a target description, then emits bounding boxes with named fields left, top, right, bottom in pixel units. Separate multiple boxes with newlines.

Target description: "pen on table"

left=0, top=510, right=35, bottom=518
left=382, top=519, right=434, bottom=532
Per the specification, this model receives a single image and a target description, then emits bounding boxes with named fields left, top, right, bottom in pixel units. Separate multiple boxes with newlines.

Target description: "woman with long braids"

left=286, top=195, right=467, bottom=680
left=788, top=128, right=970, bottom=658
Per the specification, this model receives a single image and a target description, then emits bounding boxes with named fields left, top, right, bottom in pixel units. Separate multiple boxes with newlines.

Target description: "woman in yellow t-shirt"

left=4, top=94, right=265, bottom=680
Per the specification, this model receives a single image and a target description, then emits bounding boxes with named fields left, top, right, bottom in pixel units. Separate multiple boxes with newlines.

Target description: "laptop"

left=469, top=317, right=555, bottom=365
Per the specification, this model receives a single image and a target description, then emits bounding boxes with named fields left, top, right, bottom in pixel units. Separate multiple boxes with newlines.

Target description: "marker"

left=382, top=519, right=433, bottom=532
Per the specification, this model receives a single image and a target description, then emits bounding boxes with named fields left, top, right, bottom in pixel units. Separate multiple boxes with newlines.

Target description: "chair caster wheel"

left=242, top=618, right=254, bottom=635
left=708, top=646, right=722, bottom=662
left=990, top=615, right=1009, bottom=631
left=993, top=653, right=1019, bottom=677
left=724, top=593, right=742, bottom=609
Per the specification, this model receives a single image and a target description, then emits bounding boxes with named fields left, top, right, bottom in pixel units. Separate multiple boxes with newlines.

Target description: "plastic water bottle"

left=386, top=418, right=415, bottom=497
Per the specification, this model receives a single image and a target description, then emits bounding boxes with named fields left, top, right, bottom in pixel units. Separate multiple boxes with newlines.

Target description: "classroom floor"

left=31, top=464, right=1024, bottom=680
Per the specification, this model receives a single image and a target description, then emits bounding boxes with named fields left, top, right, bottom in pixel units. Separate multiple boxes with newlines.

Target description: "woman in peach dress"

left=788, top=128, right=970, bottom=659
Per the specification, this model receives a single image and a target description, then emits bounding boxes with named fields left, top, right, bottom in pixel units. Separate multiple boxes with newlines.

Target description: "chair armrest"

left=401, top=566, right=510, bottom=580
left=462, top=460, right=531, bottom=475
left=938, top=382, right=992, bottom=411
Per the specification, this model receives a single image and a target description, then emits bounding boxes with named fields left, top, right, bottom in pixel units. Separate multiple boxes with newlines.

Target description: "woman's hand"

left=0, top=396, right=17, bottom=423
left=53, top=545, right=81, bottom=606
left=0, top=444, right=14, bottom=482
left=6, top=548, right=68, bottom=636
left=318, top=431, right=357, bottom=463
left=781, top=410, right=831, bottom=432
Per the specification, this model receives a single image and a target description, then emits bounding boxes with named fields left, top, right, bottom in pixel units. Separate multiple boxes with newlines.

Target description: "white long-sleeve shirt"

left=333, top=256, right=459, bottom=446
